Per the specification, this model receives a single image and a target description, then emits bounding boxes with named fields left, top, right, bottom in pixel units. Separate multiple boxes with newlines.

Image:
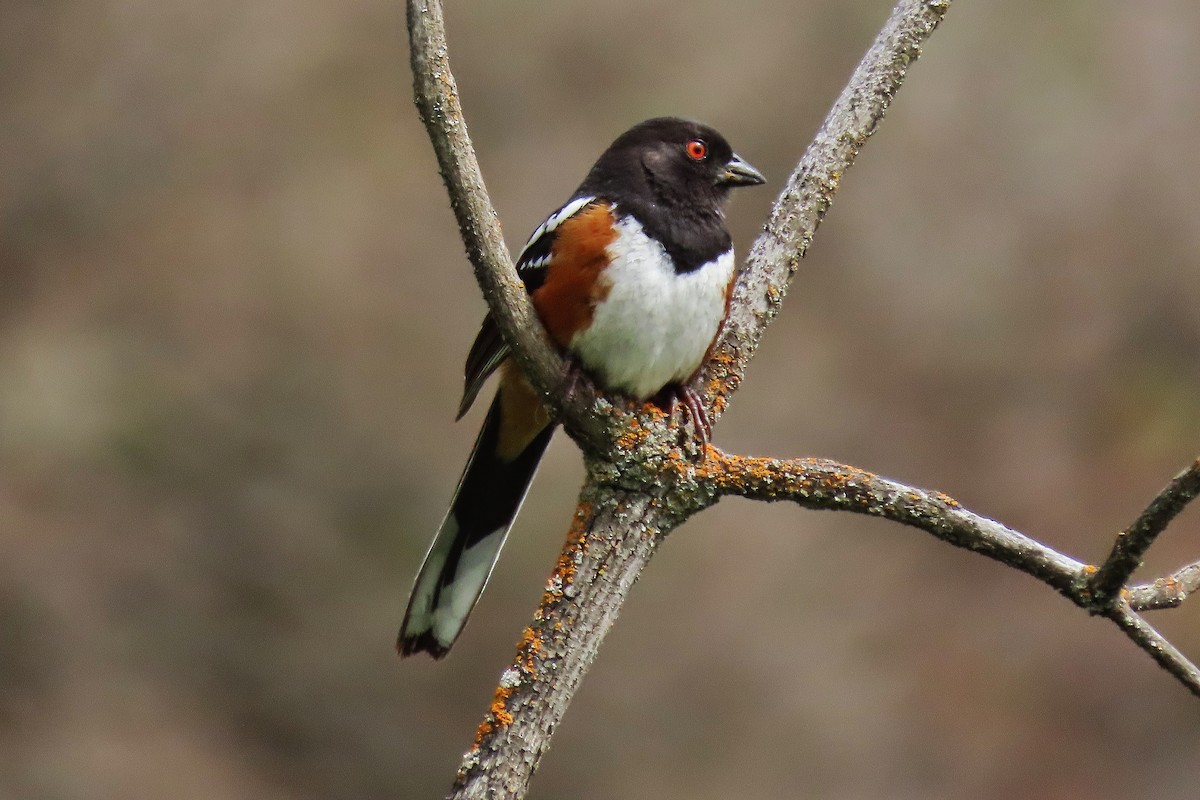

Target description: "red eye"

left=685, top=139, right=707, bottom=161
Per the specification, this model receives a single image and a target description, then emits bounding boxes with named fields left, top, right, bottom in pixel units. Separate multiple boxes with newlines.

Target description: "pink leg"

left=676, top=385, right=711, bottom=447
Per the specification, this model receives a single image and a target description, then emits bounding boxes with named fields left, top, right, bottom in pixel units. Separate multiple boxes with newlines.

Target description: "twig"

left=697, top=449, right=1200, bottom=698
left=700, top=451, right=1084, bottom=594
left=1105, top=603, right=1200, bottom=698
left=405, top=0, right=609, bottom=450
left=1089, top=458, right=1200, bottom=607
left=1128, top=560, right=1200, bottom=611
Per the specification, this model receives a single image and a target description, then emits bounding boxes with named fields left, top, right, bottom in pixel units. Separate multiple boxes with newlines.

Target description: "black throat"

left=614, top=196, right=732, bottom=274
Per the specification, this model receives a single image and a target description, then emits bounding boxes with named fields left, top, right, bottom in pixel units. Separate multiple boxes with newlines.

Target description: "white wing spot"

left=515, top=195, right=596, bottom=268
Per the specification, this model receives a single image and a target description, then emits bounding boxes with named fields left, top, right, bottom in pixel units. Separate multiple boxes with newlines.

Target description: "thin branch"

left=1128, top=560, right=1200, bottom=611
left=701, top=450, right=1085, bottom=595
left=1105, top=603, right=1200, bottom=698
left=698, top=0, right=952, bottom=423
left=1089, top=458, right=1200, bottom=607
left=405, top=0, right=610, bottom=450
left=700, top=448, right=1200, bottom=698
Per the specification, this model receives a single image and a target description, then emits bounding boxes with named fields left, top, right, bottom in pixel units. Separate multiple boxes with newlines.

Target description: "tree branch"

left=700, top=451, right=1084, bottom=592
left=698, top=448, right=1200, bottom=699
left=1104, top=603, right=1200, bottom=696
left=408, top=1, right=957, bottom=796
left=448, top=487, right=690, bottom=799
left=406, top=0, right=612, bottom=451
left=698, top=0, right=952, bottom=423
left=1128, top=560, right=1200, bottom=612
left=404, top=0, right=1200, bottom=797
left=1088, top=458, right=1200, bottom=607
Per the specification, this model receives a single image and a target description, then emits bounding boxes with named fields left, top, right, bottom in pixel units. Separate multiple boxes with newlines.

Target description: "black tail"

left=398, top=394, right=553, bottom=658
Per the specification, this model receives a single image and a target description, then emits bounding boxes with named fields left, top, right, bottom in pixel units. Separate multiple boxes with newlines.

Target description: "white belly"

left=570, top=216, right=734, bottom=399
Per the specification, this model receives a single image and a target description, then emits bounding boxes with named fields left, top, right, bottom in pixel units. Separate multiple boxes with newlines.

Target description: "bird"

left=399, top=117, right=765, bottom=658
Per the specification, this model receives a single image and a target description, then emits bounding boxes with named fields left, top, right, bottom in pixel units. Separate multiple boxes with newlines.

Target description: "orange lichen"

left=708, top=349, right=736, bottom=367
left=539, top=501, right=592, bottom=608
left=489, top=686, right=515, bottom=726
left=616, top=417, right=652, bottom=452
left=520, top=626, right=542, bottom=651
left=702, top=351, right=738, bottom=414
left=480, top=686, right=513, bottom=734
left=643, top=401, right=668, bottom=419
left=678, top=452, right=893, bottom=507
left=474, top=505, right=599, bottom=748
left=516, top=626, right=543, bottom=675
left=934, top=492, right=960, bottom=508
left=473, top=684, right=517, bottom=745
left=704, top=349, right=737, bottom=376
left=700, top=379, right=730, bottom=416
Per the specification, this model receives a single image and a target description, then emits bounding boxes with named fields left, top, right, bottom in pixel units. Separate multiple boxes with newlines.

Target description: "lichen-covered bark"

left=695, top=448, right=1200, bottom=699
left=449, top=486, right=691, bottom=800
left=698, top=451, right=1084, bottom=593
left=405, top=1, right=1200, bottom=798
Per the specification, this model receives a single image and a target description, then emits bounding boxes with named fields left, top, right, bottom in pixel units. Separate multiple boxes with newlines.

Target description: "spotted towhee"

left=399, top=117, right=765, bottom=658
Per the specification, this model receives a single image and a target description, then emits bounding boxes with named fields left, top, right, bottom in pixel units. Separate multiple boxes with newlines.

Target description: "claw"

left=677, top=385, right=711, bottom=448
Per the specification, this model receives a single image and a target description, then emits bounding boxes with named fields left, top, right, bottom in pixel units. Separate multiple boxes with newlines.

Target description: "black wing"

left=456, top=196, right=597, bottom=418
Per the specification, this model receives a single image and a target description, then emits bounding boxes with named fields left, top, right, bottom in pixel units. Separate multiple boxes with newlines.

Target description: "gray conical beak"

left=717, top=154, right=766, bottom=187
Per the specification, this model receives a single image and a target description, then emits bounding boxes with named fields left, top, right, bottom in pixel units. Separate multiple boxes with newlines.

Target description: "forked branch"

left=1089, top=459, right=1200, bottom=606
left=698, top=448, right=1200, bottom=698
left=404, top=0, right=1200, bottom=798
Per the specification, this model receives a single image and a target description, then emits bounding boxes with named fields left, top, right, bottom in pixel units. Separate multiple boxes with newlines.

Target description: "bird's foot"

left=655, top=384, right=710, bottom=448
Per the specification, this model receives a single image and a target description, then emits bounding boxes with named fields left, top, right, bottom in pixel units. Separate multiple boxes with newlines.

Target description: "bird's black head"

left=578, top=117, right=765, bottom=213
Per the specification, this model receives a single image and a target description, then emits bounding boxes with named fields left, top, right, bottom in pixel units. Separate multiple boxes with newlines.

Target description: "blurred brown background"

left=3, top=1, right=1199, bottom=798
